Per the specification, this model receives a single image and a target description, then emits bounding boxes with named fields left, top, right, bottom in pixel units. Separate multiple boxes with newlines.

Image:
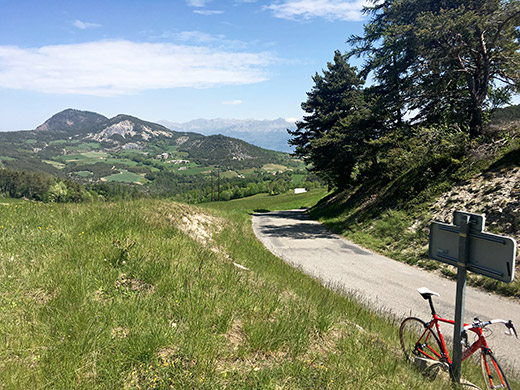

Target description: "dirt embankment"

left=430, top=167, right=520, bottom=243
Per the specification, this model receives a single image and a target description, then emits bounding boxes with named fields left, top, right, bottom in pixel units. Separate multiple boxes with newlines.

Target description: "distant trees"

left=0, top=169, right=53, bottom=201
left=0, top=166, right=320, bottom=204
left=289, top=0, right=520, bottom=190
left=0, top=169, right=143, bottom=203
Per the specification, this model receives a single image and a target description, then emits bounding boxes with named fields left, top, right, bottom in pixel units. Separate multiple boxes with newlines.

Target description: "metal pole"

left=218, top=170, right=220, bottom=201
left=451, top=215, right=470, bottom=384
left=211, top=170, right=214, bottom=202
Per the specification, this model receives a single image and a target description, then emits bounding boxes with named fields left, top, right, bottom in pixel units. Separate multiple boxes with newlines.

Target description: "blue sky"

left=0, top=0, right=368, bottom=130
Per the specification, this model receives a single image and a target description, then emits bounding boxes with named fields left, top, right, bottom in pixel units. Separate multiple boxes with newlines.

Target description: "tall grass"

left=0, top=193, right=513, bottom=389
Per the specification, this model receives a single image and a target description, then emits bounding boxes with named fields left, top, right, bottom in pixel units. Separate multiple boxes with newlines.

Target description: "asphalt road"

left=252, top=209, right=520, bottom=372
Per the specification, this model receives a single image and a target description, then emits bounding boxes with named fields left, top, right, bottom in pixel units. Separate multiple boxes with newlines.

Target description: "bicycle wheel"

left=480, top=352, right=511, bottom=390
left=400, top=317, right=445, bottom=364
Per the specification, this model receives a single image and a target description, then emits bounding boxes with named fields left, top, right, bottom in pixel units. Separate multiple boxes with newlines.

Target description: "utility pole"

left=211, top=170, right=214, bottom=202
left=218, top=169, right=221, bottom=201
left=451, top=215, right=470, bottom=384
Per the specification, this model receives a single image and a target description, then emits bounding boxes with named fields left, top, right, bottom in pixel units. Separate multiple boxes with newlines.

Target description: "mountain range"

left=0, top=109, right=301, bottom=186
left=158, top=118, right=296, bottom=153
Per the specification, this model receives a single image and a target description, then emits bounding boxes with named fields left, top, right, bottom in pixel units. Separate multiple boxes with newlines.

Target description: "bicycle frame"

left=402, top=289, right=515, bottom=389
left=424, top=314, right=489, bottom=365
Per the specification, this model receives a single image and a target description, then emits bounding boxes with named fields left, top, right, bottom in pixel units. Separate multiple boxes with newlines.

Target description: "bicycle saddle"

left=417, top=287, right=440, bottom=300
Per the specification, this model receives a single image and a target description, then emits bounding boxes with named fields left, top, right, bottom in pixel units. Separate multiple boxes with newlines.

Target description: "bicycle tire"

left=480, top=351, right=511, bottom=390
left=400, top=317, right=445, bottom=364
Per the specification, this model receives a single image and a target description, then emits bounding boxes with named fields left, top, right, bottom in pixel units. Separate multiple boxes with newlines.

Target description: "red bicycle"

left=399, top=287, right=518, bottom=389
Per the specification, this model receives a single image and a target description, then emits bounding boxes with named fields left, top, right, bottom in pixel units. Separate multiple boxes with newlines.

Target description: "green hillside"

left=1, top=191, right=501, bottom=389
left=309, top=130, right=520, bottom=298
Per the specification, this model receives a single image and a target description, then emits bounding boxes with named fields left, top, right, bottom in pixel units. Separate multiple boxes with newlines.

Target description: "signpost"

left=429, top=211, right=517, bottom=384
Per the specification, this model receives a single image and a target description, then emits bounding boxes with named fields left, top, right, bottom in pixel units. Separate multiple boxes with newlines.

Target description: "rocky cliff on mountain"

left=86, top=115, right=174, bottom=143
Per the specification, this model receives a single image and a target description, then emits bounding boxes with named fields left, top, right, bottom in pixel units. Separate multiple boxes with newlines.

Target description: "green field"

left=291, top=174, right=306, bottom=185
left=176, top=165, right=209, bottom=175
left=56, top=152, right=144, bottom=171
left=103, top=158, right=139, bottom=167
left=49, top=140, right=68, bottom=145
left=59, top=151, right=109, bottom=164
left=238, top=168, right=257, bottom=176
left=43, top=160, right=66, bottom=169
left=64, top=142, right=101, bottom=151
left=220, top=170, right=239, bottom=179
left=262, top=163, right=289, bottom=171
left=0, top=192, right=514, bottom=389
left=73, top=170, right=93, bottom=177
left=102, top=170, right=146, bottom=184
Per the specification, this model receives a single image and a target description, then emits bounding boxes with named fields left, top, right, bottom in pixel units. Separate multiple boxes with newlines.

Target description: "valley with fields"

left=0, top=109, right=318, bottom=203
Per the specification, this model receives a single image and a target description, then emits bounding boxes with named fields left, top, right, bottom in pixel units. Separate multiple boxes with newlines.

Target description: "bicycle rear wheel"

left=480, top=352, right=511, bottom=390
left=400, top=317, right=445, bottom=364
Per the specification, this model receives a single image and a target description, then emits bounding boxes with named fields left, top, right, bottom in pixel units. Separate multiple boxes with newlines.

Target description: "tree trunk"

left=469, top=104, right=483, bottom=139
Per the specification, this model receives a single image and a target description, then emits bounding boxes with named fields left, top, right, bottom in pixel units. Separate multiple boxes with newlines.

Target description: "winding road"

left=252, top=209, right=520, bottom=373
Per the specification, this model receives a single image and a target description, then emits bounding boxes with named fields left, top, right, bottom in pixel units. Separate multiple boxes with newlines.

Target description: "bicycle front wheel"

left=480, top=352, right=511, bottom=390
left=400, top=317, right=445, bottom=364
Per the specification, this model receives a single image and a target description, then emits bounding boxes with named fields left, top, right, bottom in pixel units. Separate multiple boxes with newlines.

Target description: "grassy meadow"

left=0, top=191, right=515, bottom=389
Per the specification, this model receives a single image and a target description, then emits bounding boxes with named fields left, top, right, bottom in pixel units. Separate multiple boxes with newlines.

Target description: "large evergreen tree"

left=289, top=51, right=370, bottom=188
left=349, top=0, right=520, bottom=138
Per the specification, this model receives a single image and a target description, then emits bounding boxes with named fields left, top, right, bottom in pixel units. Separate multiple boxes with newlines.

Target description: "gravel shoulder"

left=252, top=209, right=520, bottom=372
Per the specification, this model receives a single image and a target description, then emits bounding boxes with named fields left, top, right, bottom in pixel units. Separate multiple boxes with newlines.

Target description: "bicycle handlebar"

left=463, top=318, right=518, bottom=338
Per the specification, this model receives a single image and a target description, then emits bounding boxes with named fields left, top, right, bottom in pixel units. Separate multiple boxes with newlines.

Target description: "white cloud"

left=223, top=100, right=243, bottom=105
left=0, top=40, right=273, bottom=96
left=175, top=31, right=224, bottom=43
left=186, top=0, right=210, bottom=7
left=73, top=19, right=102, bottom=29
left=172, top=31, right=247, bottom=49
left=193, top=9, right=224, bottom=15
left=265, top=0, right=369, bottom=21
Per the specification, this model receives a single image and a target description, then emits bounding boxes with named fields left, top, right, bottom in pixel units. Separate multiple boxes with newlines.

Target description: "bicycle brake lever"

left=461, top=330, right=470, bottom=348
left=506, top=320, right=518, bottom=339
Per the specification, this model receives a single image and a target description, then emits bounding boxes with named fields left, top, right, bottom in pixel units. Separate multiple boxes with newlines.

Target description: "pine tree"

left=349, top=0, right=520, bottom=138
left=289, top=51, right=370, bottom=188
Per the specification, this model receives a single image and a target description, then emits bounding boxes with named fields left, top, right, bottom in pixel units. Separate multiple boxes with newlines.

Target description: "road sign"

left=428, top=211, right=517, bottom=384
left=453, top=210, right=485, bottom=232
left=429, top=213, right=516, bottom=283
